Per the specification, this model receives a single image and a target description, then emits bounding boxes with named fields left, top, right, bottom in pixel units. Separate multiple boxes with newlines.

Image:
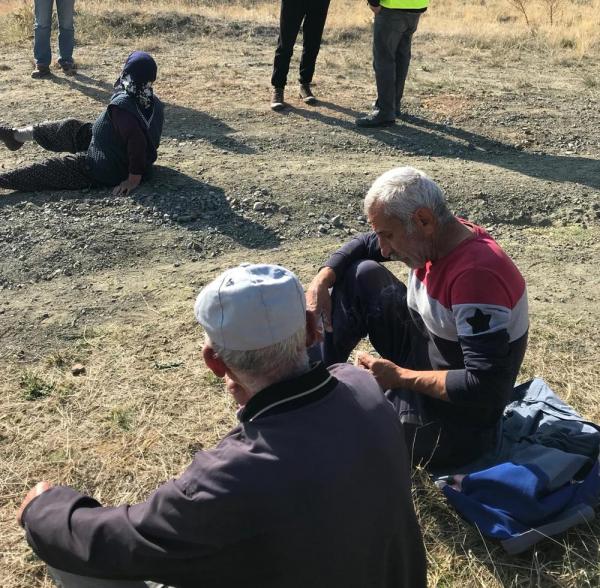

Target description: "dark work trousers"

left=312, top=260, right=489, bottom=469
left=0, top=119, right=97, bottom=192
left=271, top=0, right=331, bottom=88
left=373, top=9, right=421, bottom=119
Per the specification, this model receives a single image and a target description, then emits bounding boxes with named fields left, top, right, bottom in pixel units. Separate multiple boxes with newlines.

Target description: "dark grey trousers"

left=0, top=119, right=97, bottom=192
left=373, top=8, right=421, bottom=119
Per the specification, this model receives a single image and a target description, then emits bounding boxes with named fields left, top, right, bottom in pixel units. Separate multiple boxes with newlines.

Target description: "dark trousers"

left=315, top=260, right=492, bottom=469
left=0, top=119, right=97, bottom=192
left=271, top=0, right=331, bottom=88
left=373, top=9, right=421, bottom=118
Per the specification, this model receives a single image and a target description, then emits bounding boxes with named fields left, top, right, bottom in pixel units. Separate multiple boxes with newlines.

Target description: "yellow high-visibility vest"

left=380, top=0, right=429, bottom=9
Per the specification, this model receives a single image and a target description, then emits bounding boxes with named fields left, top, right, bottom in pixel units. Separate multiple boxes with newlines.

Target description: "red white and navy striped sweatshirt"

left=325, top=221, right=528, bottom=429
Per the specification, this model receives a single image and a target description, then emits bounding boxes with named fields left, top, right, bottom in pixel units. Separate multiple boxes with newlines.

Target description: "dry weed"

left=1, top=0, right=599, bottom=54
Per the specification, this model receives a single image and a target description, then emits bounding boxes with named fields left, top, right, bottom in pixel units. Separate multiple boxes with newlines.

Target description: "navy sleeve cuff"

left=445, top=369, right=468, bottom=405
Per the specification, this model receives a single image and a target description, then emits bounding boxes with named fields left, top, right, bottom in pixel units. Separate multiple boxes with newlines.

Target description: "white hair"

left=208, top=327, right=309, bottom=380
left=363, top=167, right=453, bottom=230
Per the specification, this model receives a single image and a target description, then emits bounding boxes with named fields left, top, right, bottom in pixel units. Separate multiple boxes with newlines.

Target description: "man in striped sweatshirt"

left=307, top=166, right=529, bottom=468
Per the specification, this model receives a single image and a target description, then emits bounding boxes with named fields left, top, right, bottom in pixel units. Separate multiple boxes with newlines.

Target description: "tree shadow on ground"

left=289, top=101, right=600, bottom=190
left=0, top=166, right=279, bottom=250
left=48, top=74, right=254, bottom=154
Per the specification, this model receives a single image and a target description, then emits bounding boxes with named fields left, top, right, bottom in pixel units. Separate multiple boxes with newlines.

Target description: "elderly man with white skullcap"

left=17, top=263, right=426, bottom=588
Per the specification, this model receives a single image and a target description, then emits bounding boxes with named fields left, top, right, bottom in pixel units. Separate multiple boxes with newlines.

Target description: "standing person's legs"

left=55, top=0, right=75, bottom=66
left=271, top=0, right=306, bottom=89
left=33, top=0, right=53, bottom=67
left=394, top=13, right=420, bottom=115
left=372, top=9, right=402, bottom=121
left=47, top=566, right=168, bottom=588
left=298, top=0, right=331, bottom=85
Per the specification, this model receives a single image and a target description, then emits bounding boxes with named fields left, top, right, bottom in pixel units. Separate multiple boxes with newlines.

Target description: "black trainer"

left=356, top=112, right=395, bottom=128
left=299, top=83, right=317, bottom=105
left=271, top=87, right=285, bottom=111
left=0, top=125, right=24, bottom=151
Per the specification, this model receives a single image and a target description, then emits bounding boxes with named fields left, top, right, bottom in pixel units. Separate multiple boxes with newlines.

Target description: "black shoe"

left=0, top=125, right=23, bottom=151
left=372, top=99, right=401, bottom=118
left=356, top=112, right=396, bottom=128
left=271, top=87, right=285, bottom=111
left=299, top=83, right=317, bottom=105
left=31, top=64, right=51, bottom=79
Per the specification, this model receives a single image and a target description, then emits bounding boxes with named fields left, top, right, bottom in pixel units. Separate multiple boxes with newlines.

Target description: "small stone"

left=71, top=363, right=86, bottom=376
left=253, top=201, right=265, bottom=211
left=331, top=215, right=343, bottom=227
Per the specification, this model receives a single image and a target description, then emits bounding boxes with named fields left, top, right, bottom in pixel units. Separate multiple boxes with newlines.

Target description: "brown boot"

left=59, top=61, right=77, bottom=76
left=270, top=87, right=285, bottom=111
left=299, top=83, right=317, bottom=105
left=31, top=64, right=51, bottom=79
left=0, top=125, right=24, bottom=151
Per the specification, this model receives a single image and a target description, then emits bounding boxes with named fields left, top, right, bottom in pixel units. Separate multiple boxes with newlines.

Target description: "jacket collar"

left=238, top=363, right=337, bottom=423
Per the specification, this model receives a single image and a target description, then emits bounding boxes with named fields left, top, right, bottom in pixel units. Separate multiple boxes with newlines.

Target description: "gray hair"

left=363, top=167, right=453, bottom=230
left=208, top=326, right=309, bottom=379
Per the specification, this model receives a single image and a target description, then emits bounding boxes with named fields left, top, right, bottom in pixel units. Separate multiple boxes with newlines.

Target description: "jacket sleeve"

left=323, top=232, right=388, bottom=280
left=21, top=445, right=245, bottom=581
left=22, top=482, right=195, bottom=580
left=444, top=269, right=521, bottom=412
left=109, top=105, right=148, bottom=176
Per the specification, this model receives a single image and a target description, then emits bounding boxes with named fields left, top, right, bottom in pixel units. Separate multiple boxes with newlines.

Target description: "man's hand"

left=356, top=352, right=402, bottom=390
left=112, top=173, right=142, bottom=197
left=369, top=3, right=382, bottom=14
left=306, top=267, right=336, bottom=340
left=17, top=481, right=53, bottom=527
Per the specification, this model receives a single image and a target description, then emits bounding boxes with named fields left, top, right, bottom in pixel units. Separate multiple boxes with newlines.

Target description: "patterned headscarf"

left=114, top=51, right=157, bottom=113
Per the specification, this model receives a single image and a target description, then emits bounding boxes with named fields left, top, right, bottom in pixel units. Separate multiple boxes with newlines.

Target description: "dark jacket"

left=86, top=91, right=164, bottom=186
left=22, top=363, right=427, bottom=588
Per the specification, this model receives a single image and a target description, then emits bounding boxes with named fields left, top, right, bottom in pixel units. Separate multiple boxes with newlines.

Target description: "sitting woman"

left=0, top=51, right=164, bottom=196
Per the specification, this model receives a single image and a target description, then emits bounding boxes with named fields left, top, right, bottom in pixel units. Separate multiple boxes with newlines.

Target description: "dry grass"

left=1, top=229, right=600, bottom=587
left=1, top=0, right=599, bottom=55
left=0, top=0, right=599, bottom=585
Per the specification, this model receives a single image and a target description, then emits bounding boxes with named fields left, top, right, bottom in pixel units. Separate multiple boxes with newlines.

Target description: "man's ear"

left=203, top=344, right=227, bottom=378
left=412, top=207, right=437, bottom=236
left=305, top=310, right=319, bottom=348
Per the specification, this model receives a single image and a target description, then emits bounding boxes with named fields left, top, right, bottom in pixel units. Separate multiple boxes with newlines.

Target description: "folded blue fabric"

left=442, top=460, right=600, bottom=541
left=438, top=379, right=600, bottom=552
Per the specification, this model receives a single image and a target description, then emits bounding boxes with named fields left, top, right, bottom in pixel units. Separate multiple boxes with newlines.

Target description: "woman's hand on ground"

left=112, top=174, right=142, bottom=196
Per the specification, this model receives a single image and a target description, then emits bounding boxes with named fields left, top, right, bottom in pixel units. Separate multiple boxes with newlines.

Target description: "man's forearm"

left=397, top=367, right=449, bottom=401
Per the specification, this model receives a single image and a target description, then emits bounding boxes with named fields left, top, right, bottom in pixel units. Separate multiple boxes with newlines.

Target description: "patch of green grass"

left=202, top=371, right=223, bottom=386
left=45, top=351, right=71, bottom=369
left=109, top=406, right=134, bottom=431
left=20, top=372, right=55, bottom=401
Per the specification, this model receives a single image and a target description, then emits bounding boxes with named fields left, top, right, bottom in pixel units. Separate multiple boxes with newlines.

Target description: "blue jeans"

left=34, top=0, right=75, bottom=66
